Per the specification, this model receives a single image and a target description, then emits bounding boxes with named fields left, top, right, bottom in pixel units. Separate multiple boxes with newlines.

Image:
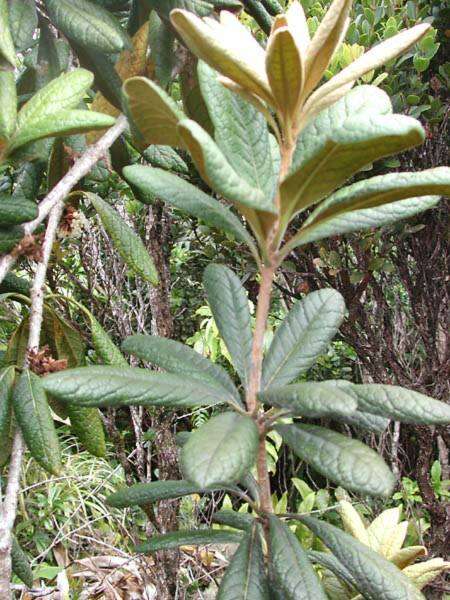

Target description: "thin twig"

left=0, top=115, right=128, bottom=285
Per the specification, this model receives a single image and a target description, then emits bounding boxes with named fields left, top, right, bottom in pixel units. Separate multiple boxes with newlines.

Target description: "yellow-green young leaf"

left=178, top=119, right=275, bottom=213
left=8, top=110, right=116, bottom=154
left=66, top=405, right=106, bottom=457
left=366, top=507, right=401, bottom=552
left=0, top=71, right=17, bottom=142
left=303, top=0, right=352, bottom=97
left=301, top=517, right=425, bottom=600
left=390, top=547, right=427, bottom=570
left=402, top=559, right=450, bottom=590
left=338, top=500, right=369, bottom=546
left=170, top=9, right=274, bottom=105
left=45, top=0, right=130, bottom=54
left=276, top=423, right=395, bottom=497
left=218, top=524, right=270, bottom=599
left=309, top=23, right=430, bottom=109
left=269, top=515, right=327, bottom=599
left=87, top=193, right=158, bottom=285
left=0, top=0, right=18, bottom=66
left=181, top=412, right=259, bottom=487
left=16, top=69, right=94, bottom=131
left=285, top=1, right=310, bottom=56
left=123, top=77, right=185, bottom=148
left=11, top=536, right=34, bottom=589
left=266, top=27, right=304, bottom=122
left=13, top=370, right=61, bottom=475
left=379, top=521, right=409, bottom=560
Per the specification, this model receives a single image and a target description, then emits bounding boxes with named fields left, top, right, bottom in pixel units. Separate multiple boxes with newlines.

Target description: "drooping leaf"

left=178, top=118, right=276, bottom=213
left=87, top=193, right=158, bottom=285
left=181, top=412, right=259, bottom=487
left=148, top=10, right=176, bottom=88
left=136, top=529, right=243, bottom=553
left=350, top=384, right=450, bottom=425
left=0, top=0, right=18, bottom=67
left=276, top=423, right=395, bottom=497
left=269, top=515, right=327, bottom=599
left=48, top=311, right=86, bottom=368
left=0, top=195, right=38, bottom=226
left=211, top=510, right=255, bottom=532
left=13, top=370, right=61, bottom=475
left=122, top=77, right=185, bottom=148
left=107, top=480, right=218, bottom=508
left=0, top=71, right=17, bottom=142
left=151, top=0, right=214, bottom=22
left=308, top=550, right=358, bottom=591
left=198, top=61, right=277, bottom=206
left=11, top=536, right=34, bottom=589
left=143, top=146, right=189, bottom=174
left=89, top=315, right=128, bottom=367
left=0, top=225, right=24, bottom=253
left=203, top=264, right=253, bottom=386
left=44, top=0, right=130, bottom=54
left=0, top=273, right=31, bottom=297
left=42, top=366, right=228, bottom=408
left=300, top=516, right=425, bottom=600
left=123, top=166, right=258, bottom=255
left=260, top=381, right=357, bottom=418
left=218, top=524, right=270, bottom=599
left=8, top=0, right=37, bottom=52
left=262, top=289, right=345, bottom=389
left=121, top=335, right=240, bottom=406
left=8, top=110, right=116, bottom=154
left=0, top=367, right=15, bottom=444
left=280, top=86, right=425, bottom=227
left=12, top=162, right=43, bottom=202
left=66, top=405, right=106, bottom=457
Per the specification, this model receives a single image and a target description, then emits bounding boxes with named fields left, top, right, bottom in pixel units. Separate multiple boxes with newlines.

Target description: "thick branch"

left=0, top=115, right=128, bottom=285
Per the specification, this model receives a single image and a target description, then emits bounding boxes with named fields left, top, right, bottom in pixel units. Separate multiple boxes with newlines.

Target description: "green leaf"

left=9, top=0, right=37, bottom=52
left=351, top=384, right=450, bottom=425
left=0, top=366, right=15, bottom=442
left=16, top=69, right=94, bottom=131
left=203, top=264, right=253, bottom=386
left=178, top=118, right=276, bottom=213
left=276, top=423, right=395, bottom=497
left=87, top=192, right=158, bottom=285
left=45, top=0, right=130, bottom=54
left=12, top=162, right=43, bottom=202
left=8, top=110, right=116, bottom=153
left=212, top=510, right=255, bottom=531
left=11, top=536, right=34, bottom=589
left=269, top=515, right=327, bottom=600
left=262, top=289, right=345, bottom=389
left=280, top=86, right=425, bottom=228
left=143, top=145, right=189, bottom=174
left=0, top=195, right=38, bottom=226
left=123, top=166, right=258, bottom=255
left=0, top=225, right=24, bottom=253
left=13, top=370, right=61, bottom=475
left=285, top=196, right=440, bottom=252
left=122, top=76, right=185, bottom=147
left=218, top=524, right=270, bottom=600
left=301, top=516, right=425, bottom=600
left=150, top=0, right=214, bottom=21
left=259, top=381, right=357, bottom=418
left=107, top=479, right=216, bottom=508
left=198, top=61, right=277, bottom=206
left=66, top=405, right=106, bottom=457
left=0, top=273, right=31, bottom=297
left=136, top=529, right=243, bottom=553
left=41, top=366, right=229, bottom=408
left=121, top=335, right=240, bottom=406
left=89, top=315, right=128, bottom=367
left=0, top=0, right=18, bottom=66
left=148, top=11, right=176, bottom=88
left=0, top=71, right=17, bottom=142
left=308, top=550, right=357, bottom=590
left=181, top=412, right=259, bottom=487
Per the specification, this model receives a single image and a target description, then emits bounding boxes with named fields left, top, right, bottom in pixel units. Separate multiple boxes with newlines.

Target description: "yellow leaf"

left=309, top=23, right=430, bottom=108
left=379, top=521, right=408, bottom=559
left=366, top=507, right=401, bottom=552
left=266, top=27, right=304, bottom=125
left=123, top=77, right=184, bottom=147
left=303, top=0, right=353, bottom=98
left=286, top=0, right=310, bottom=56
left=87, top=22, right=149, bottom=143
left=302, top=80, right=354, bottom=122
left=391, top=546, right=427, bottom=570
left=337, top=500, right=369, bottom=545
left=403, top=558, right=450, bottom=590
left=170, top=9, right=274, bottom=105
